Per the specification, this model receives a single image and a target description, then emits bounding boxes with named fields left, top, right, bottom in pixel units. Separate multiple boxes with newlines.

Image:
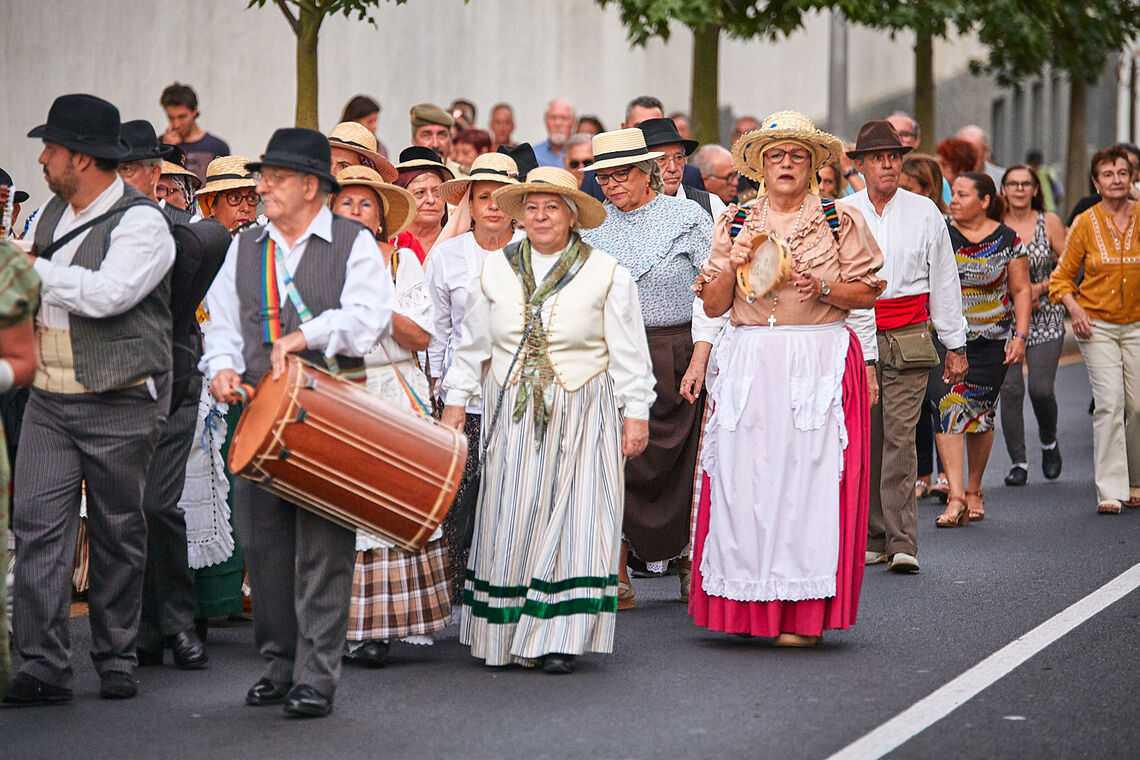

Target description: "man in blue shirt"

left=533, top=98, right=575, bottom=167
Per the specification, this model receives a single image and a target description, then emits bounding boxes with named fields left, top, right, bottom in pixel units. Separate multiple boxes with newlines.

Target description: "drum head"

left=228, top=360, right=302, bottom=474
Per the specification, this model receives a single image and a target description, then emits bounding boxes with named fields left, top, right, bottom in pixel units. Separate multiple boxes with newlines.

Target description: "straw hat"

left=439, top=152, right=519, bottom=205
left=328, top=121, right=398, bottom=182
left=493, top=166, right=606, bottom=229
left=196, top=155, right=257, bottom=196
left=731, top=110, right=844, bottom=183
left=160, top=159, right=203, bottom=190
left=588, top=128, right=663, bottom=173
left=394, top=146, right=455, bottom=180
left=334, top=165, right=417, bottom=237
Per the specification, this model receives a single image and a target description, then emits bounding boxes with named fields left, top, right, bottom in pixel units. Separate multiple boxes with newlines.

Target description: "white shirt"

left=840, top=189, right=967, bottom=360
left=442, top=244, right=657, bottom=420
left=425, top=230, right=522, bottom=412
left=28, top=176, right=176, bottom=329
left=676, top=183, right=727, bottom=219
left=366, top=246, right=433, bottom=367
left=202, top=206, right=393, bottom=378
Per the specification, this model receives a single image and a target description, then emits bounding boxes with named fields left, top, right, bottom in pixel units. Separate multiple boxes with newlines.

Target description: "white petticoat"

left=699, top=322, right=850, bottom=602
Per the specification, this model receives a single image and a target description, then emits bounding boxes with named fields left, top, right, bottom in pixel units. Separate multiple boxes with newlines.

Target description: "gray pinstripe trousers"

left=232, top=478, right=355, bottom=697
left=12, top=378, right=167, bottom=687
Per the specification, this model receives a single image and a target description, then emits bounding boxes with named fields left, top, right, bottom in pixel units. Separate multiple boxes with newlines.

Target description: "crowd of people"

left=0, top=81, right=1137, bottom=718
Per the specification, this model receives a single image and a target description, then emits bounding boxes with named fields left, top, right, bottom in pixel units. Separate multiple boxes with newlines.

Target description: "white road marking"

left=827, top=562, right=1140, bottom=760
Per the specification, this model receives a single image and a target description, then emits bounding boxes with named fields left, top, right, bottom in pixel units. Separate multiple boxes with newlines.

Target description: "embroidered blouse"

left=581, top=193, right=713, bottom=328
left=1049, top=202, right=1140, bottom=325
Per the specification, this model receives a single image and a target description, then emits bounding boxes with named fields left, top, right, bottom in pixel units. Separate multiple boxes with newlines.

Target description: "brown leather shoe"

left=617, top=580, right=636, bottom=610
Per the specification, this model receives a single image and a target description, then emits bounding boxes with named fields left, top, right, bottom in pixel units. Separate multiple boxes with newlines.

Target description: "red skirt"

left=688, top=329, right=870, bottom=637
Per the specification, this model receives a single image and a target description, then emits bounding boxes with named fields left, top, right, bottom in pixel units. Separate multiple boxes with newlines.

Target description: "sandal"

left=966, top=490, right=985, bottom=522
left=773, top=633, right=821, bottom=648
left=1098, top=500, right=1123, bottom=515
left=929, top=476, right=950, bottom=503
left=1125, top=487, right=1140, bottom=508
left=914, top=477, right=930, bottom=500
left=617, top=580, right=636, bottom=610
left=935, top=497, right=970, bottom=528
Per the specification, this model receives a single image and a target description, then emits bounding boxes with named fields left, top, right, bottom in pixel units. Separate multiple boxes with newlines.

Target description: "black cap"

left=637, top=117, right=699, bottom=156
left=27, top=93, right=130, bottom=160
left=120, top=120, right=176, bottom=162
left=245, top=128, right=339, bottom=191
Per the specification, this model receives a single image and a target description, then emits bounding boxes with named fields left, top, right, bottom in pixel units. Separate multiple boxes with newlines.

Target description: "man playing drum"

left=203, top=128, right=392, bottom=718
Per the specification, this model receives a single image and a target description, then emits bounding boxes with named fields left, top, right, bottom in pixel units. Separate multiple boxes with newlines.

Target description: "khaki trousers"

left=867, top=359, right=931, bottom=557
left=1078, top=320, right=1140, bottom=503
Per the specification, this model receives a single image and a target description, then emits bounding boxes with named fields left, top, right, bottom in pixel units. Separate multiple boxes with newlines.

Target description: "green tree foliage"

left=247, top=0, right=404, bottom=129
left=598, top=1, right=816, bottom=145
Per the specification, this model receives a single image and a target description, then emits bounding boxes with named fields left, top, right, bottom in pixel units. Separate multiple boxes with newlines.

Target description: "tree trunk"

left=1064, top=77, right=1089, bottom=215
left=294, top=6, right=321, bottom=130
left=827, top=10, right=849, bottom=138
left=914, top=30, right=935, bottom=153
left=689, top=23, right=721, bottom=146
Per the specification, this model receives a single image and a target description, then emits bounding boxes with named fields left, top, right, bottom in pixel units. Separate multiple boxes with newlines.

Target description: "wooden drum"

left=228, top=357, right=466, bottom=551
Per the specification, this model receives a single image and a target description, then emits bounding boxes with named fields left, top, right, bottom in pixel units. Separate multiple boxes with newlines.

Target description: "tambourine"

left=735, top=229, right=793, bottom=304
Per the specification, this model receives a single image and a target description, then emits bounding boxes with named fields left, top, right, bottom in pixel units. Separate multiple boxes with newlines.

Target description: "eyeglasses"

left=655, top=153, right=687, bottom=168
left=595, top=167, right=634, bottom=186
left=895, top=131, right=917, bottom=140
left=222, top=189, right=260, bottom=207
left=1002, top=180, right=1035, bottom=190
left=764, top=149, right=811, bottom=164
left=568, top=158, right=593, bottom=169
left=252, top=169, right=300, bottom=187
left=155, top=184, right=184, bottom=199
left=710, top=170, right=738, bottom=183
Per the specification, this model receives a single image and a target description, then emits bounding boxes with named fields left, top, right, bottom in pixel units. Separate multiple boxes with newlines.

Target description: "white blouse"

left=365, top=246, right=433, bottom=368
left=442, top=243, right=657, bottom=420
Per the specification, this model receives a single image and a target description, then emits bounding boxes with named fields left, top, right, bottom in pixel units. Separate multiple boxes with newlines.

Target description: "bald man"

left=692, top=145, right=738, bottom=205
left=534, top=98, right=575, bottom=167
left=885, top=112, right=920, bottom=149
left=956, top=125, right=1004, bottom=187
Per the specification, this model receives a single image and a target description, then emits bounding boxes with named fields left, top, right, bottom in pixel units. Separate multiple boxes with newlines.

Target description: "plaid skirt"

left=347, top=537, right=452, bottom=642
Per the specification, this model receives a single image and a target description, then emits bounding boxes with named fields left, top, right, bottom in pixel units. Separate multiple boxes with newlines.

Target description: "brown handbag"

left=877, top=321, right=940, bottom=371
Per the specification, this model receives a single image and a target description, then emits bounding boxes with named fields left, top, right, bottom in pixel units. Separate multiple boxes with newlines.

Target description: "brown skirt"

left=624, top=322, right=705, bottom=562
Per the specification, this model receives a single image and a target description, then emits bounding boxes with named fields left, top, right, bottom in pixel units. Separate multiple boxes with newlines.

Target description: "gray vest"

left=34, top=185, right=173, bottom=393
left=234, top=214, right=365, bottom=385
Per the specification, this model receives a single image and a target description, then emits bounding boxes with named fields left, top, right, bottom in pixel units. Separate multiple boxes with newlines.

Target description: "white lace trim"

left=699, top=570, right=836, bottom=602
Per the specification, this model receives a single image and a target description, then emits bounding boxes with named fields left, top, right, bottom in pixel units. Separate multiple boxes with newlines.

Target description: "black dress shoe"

left=2, top=673, right=73, bottom=706
left=169, top=629, right=209, bottom=670
left=1004, top=466, right=1028, bottom=486
left=246, top=677, right=292, bottom=706
left=541, top=654, right=577, bottom=675
left=283, top=684, right=333, bottom=718
left=345, top=640, right=389, bottom=669
left=99, top=671, right=138, bottom=700
left=1042, top=445, right=1063, bottom=480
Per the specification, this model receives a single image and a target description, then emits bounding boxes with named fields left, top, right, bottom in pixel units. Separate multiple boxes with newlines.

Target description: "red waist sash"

left=875, top=293, right=930, bottom=331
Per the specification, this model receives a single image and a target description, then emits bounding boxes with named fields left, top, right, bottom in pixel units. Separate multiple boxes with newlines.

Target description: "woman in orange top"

left=1049, top=146, right=1140, bottom=514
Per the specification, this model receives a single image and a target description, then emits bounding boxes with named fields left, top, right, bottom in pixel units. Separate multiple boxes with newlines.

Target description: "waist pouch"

left=877, top=320, right=940, bottom=371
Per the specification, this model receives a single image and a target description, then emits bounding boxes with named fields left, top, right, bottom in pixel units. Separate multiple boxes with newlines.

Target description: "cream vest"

left=481, top=248, right=618, bottom=391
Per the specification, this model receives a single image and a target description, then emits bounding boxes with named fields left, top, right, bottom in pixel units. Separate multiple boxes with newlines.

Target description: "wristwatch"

left=843, top=167, right=858, bottom=179
left=1012, top=331, right=1029, bottom=342
left=819, top=279, right=832, bottom=298
left=948, top=346, right=966, bottom=356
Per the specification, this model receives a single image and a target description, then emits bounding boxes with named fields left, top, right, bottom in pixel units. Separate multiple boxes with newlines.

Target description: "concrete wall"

left=2, top=0, right=991, bottom=211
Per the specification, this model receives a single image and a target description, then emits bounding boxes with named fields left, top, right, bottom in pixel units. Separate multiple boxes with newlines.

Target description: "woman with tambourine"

left=691, top=111, right=884, bottom=647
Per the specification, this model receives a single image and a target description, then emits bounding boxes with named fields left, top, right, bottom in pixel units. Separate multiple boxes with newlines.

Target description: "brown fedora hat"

left=846, top=120, right=913, bottom=159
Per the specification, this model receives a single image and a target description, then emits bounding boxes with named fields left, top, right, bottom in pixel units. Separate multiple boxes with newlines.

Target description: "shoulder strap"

left=36, top=197, right=166, bottom=261
left=690, top=188, right=713, bottom=218
left=820, top=197, right=841, bottom=242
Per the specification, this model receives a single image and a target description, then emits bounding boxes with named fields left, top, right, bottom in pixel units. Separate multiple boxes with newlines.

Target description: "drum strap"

left=262, top=236, right=342, bottom=376
left=375, top=340, right=432, bottom=417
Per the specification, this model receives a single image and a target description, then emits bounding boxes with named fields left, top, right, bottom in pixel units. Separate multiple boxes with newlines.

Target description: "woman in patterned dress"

left=997, top=165, right=1068, bottom=487
left=930, top=173, right=1032, bottom=527
left=332, top=166, right=451, bottom=667
left=441, top=167, right=655, bottom=674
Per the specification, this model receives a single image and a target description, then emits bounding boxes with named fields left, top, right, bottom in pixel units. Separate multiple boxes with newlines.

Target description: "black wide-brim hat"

left=638, top=117, right=699, bottom=155
left=27, top=93, right=130, bottom=160
left=0, top=169, right=29, bottom=203
left=245, top=128, right=340, bottom=192
left=121, top=120, right=176, bottom=162
left=498, top=142, right=539, bottom=180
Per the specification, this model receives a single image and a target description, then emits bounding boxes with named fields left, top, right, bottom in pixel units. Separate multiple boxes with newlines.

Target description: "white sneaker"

left=888, top=552, right=920, bottom=574
left=865, top=551, right=888, bottom=565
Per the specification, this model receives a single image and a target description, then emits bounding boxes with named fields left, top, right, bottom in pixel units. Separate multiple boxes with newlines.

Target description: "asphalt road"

left=4, top=361, right=1138, bottom=760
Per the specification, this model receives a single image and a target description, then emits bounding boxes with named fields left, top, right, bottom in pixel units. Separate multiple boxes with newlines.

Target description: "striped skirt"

left=460, top=372, right=624, bottom=667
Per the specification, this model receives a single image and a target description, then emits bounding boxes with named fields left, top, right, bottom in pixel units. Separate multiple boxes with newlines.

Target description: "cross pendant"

left=767, top=313, right=777, bottom=330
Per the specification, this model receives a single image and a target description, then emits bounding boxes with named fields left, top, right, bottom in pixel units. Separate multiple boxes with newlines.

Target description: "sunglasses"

left=568, top=158, right=593, bottom=169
